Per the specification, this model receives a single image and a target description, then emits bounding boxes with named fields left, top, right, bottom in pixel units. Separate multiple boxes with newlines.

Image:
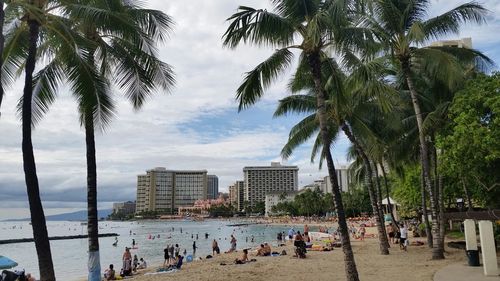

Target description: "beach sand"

left=130, top=229, right=466, bottom=281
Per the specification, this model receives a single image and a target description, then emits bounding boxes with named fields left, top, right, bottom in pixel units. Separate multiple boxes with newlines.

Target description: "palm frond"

left=274, top=94, right=316, bottom=117
left=281, top=113, right=318, bottom=159
left=423, top=2, right=488, bottom=41
left=236, top=48, right=293, bottom=111
left=222, top=6, right=295, bottom=48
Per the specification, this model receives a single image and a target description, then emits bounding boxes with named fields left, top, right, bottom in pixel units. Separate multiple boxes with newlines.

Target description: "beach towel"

left=146, top=269, right=178, bottom=275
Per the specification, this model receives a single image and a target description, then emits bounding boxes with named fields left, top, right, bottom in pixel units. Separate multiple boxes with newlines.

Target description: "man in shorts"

left=399, top=223, right=408, bottom=251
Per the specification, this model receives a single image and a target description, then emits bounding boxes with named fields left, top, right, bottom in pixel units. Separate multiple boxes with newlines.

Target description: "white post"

left=464, top=219, right=477, bottom=250
left=478, top=220, right=499, bottom=276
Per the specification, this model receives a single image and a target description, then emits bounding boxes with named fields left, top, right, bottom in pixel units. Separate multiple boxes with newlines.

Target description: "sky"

left=1, top=0, right=499, bottom=220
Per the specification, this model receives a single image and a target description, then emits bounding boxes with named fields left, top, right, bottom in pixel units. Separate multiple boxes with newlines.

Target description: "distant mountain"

left=4, top=209, right=113, bottom=222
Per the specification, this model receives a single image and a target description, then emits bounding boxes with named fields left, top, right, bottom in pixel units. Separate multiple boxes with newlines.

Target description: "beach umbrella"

left=0, top=255, right=18, bottom=269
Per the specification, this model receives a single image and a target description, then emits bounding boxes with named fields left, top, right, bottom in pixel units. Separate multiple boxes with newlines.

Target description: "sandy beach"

left=129, top=227, right=466, bottom=281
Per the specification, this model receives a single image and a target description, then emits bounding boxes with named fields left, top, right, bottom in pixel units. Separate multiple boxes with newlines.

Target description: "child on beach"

left=104, top=264, right=115, bottom=280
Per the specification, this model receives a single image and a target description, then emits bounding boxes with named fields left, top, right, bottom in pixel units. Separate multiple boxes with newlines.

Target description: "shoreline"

left=87, top=225, right=467, bottom=281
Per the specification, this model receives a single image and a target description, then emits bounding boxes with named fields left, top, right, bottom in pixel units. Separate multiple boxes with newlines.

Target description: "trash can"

left=465, top=250, right=480, bottom=266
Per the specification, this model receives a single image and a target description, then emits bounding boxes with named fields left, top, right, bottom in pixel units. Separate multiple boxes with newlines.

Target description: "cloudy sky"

left=1, top=0, right=499, bottom=220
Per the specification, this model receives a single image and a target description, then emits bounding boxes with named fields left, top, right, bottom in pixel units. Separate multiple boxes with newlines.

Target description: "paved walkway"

left=434, top=262, right=500, bottom=281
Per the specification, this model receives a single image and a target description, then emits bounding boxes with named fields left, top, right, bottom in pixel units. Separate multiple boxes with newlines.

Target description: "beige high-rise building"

left=243, top=162, right=298, bottom=207
left=320, top=165, right=351, bottom=193
left=228, top=181, right=244, bottom=210
left=228, top=184, right=238, bottom=206
left=430, top=37, right=472, bottom=48
left=136, top=167, right=208, bottom=214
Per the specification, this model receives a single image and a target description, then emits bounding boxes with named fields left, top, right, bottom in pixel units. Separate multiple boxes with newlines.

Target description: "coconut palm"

left=275, top=54, right=395, bottom=254
left=30, top=1, right=174, bottom=279
left=361, top=0, right=491, bottom=259
left=222, top=1, right=363, bottom=279
left=0, top=1, right=5, bottom=116
left=2, top=0, right=91, bottom=279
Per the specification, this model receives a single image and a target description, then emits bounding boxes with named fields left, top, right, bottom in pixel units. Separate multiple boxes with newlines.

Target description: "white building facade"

left=243, top=162, right=299, bottom=208
left=265, top=191, right=298, bottom=216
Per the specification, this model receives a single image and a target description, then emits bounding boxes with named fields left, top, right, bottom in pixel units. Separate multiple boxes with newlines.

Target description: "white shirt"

left=400, top=226, right=408, bottom=239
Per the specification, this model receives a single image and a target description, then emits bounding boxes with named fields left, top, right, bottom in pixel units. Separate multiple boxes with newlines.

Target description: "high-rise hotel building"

left=228, top=180, right=245, bottom=211
left=136, top=167, right=208, bottom=214
left=207, top=175, right=219, bottom=199
left=243, top=162, right=298, bottom=207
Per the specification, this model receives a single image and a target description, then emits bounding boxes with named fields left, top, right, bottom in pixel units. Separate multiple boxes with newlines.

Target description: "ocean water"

left=0, top=220, right=296, bottom=280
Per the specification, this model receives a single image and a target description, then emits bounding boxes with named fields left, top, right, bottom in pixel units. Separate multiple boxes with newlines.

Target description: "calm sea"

left=0, top=220, right=295, bottom=280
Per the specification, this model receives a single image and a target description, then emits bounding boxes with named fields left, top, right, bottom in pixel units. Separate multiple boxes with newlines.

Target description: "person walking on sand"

left=400, top=223, right=408, bottom=251
left=288, top=227, right=295, bottom=240
left=175, top=244, right=180, bottom=258
left=212, top=239, right=219, bottom=255
left=359, top=225, right=366, bottom=241
left=226, top=234, right=237, bottom=253
left=163, top=246, right=170, bottom=267
left=386, top=223, right=395, bottom=244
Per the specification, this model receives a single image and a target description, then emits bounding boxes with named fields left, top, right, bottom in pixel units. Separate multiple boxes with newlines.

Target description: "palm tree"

left=2, top=0, right=87, bottom=279
left=275, top=55, right=394, bottom=254
left=32, top=1, right=174, bottom=279
left=0, top=1, right=5, bottom=116
left=362, top=0, right=490, bottom=259
left=222, top=1, right=361, bottom=279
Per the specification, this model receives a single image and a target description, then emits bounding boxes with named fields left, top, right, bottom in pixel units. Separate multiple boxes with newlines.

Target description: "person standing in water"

left=193, top=241, right=197, bottom=255
left=132, top=239, right=135, bottom=248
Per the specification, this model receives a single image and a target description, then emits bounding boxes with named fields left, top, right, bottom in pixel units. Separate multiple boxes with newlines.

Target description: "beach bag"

left=1, top=271, right=26, bottom=281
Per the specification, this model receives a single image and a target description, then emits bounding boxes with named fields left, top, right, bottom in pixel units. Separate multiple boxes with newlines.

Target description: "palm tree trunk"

left=341, top=123, right=389, bottom=255
left=380, top=163, right=398, bottom=226
left=421, top=165, right=433, bottom=247
left=0, top=1, right=5, bottom=114
left=373, top=163, right=389, bottom=247
left=402, top=63, right=443, bottom=259
left=308, top=52, right=359, bottom=281
left=438, top=174, right=445, bottom=255
left=23, top=19, right=56, bottom=281
left=431, top=143, right=446, bottom=254
left=85, top=113, right=101, bottom=281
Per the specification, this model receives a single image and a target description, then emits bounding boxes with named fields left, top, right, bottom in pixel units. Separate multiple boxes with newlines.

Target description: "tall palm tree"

left=275, top=55, right=394, bottom=254
left=0, top=1, right=5, bottom=116
left=3, top=0, right=89, bottom=279
left=223, top=1, right=362, bottom=279
left=362, top=0, right=490, bottom=259
left=32, top=1, right=175, bottom=279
